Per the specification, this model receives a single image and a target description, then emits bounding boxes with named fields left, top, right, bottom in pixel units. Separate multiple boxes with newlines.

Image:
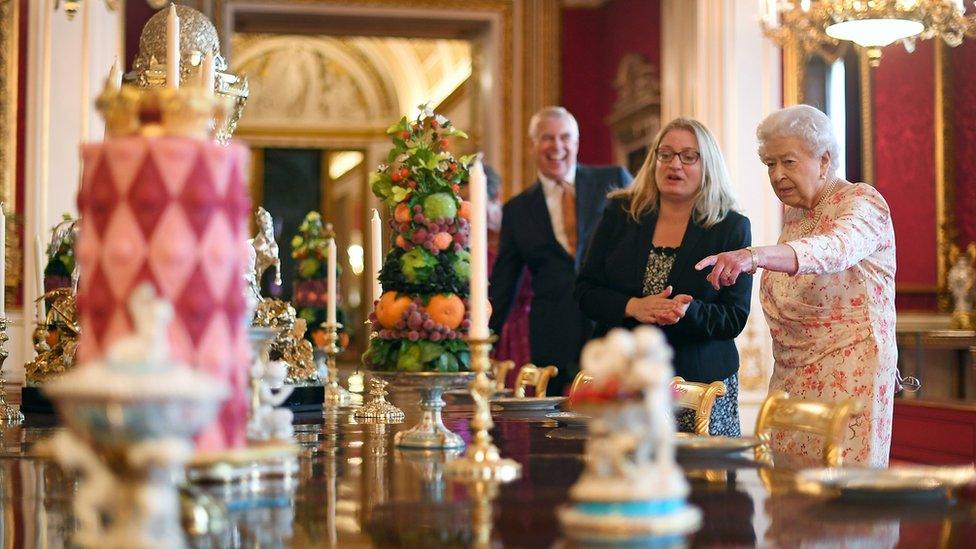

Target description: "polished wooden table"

left=1, top=401, right=975, bottom=547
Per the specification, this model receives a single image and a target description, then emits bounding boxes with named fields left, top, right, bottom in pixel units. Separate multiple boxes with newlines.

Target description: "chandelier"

left=760, top=1, right=976, bottom=65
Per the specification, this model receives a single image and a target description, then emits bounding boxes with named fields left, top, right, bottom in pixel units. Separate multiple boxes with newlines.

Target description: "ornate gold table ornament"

left=25, top=288, right=81, bottom=386
left=354, top=376, right=405, bottom=423
left=558, top=327, right=701, bottom=545
left=446, top=337, right=521, bottom=482
left=0, top=317, right=23, bottom=423
left=41, top=285, right=229, bottom=548
left=252, top=298, right=317, bottom=384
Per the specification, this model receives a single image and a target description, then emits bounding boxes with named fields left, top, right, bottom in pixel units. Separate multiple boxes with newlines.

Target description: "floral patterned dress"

left=760, top=182, right=897, bottom=467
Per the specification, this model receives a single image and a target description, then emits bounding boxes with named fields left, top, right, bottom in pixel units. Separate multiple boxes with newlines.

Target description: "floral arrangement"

left=363, top=105, right=475, bottom=372
left=44, top=214, right=79, bottom=292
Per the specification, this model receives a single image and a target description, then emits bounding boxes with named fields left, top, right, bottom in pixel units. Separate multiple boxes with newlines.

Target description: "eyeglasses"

left=656, top=148, right=701, bottom=165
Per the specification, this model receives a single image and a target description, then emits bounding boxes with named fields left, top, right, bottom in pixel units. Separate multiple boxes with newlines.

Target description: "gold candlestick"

left=353, top=375, right=404, bottom=423
left=322, top=321, right=352, bottom=409
left=0, top=317, right=24, bottom=423
left=446, top=337, right=520, bottom=481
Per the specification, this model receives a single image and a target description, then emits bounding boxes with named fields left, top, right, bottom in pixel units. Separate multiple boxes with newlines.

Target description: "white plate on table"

left=798, top=465, right=976, bottom=501
left=491, top=396, right=567, bottom=411
left=674, top=433, right=761, bottom=457
left=546, top=411, right=590, bottom=428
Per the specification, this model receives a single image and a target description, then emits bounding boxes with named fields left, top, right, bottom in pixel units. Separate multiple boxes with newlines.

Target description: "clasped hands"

left=625, top=286, right=692, bottom=325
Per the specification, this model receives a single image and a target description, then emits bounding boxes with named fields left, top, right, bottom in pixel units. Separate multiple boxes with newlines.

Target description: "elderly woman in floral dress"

left=696, top=105, right=896, bottom=467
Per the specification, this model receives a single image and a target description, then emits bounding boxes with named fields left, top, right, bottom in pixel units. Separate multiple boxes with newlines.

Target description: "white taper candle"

left=370, top=209, right=383, bottom=305
left=166, top=4, right=180, bottom=89
left=468, top=158, right=489, bottom=339
left=327, top=237, right=337, bottom=325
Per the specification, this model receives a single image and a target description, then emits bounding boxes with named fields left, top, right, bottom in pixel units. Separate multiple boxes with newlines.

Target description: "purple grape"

left=413, top=228, right=428, bottom=242
left=422, top=319, right=434, bottom=330
left=413, top=213, right=425, bottom=224
left=413, top=204, right=423, bottom=213
left=453, top=244, right=462, bottom=252
left=430, top=332, right=442, bottom=342
left=461, top=319, right=471, bottom=329
left=408, top=331, right=420, bottom=341
left=395, top=320, right=406, bottom=330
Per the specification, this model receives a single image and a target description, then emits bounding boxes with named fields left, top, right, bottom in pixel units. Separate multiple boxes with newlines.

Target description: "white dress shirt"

left=538, top=167, right=577, bottom=254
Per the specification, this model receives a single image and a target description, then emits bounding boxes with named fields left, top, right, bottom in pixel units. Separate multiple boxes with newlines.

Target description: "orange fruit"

left=458, top=201, right=471, bottom=220
left=394, top=203, right=412, bottom=223
left=395, top=234, right=408, bottom=249
left=426, top=293, right=465, bottom=329
left=433, top=232, right=453, bottom=250
left=376, top=291, right=412, bottom=329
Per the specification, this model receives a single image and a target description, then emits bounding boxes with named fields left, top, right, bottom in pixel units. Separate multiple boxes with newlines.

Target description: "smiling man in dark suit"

left=489, top=106, right=632, bottom=394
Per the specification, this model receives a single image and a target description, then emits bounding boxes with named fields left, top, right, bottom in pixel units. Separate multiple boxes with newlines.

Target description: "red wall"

left=561, top=0, right=660, bottom=166
left=873, top=41, right=938, bottom=311
left=953, top=41, right=976, bottom=248
left=125, top=1, right=158, bottom=71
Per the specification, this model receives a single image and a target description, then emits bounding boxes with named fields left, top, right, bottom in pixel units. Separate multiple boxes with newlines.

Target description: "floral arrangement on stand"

left=290, top=212, right=346, bottom=344
left=363, top=105, right=475, bottom=372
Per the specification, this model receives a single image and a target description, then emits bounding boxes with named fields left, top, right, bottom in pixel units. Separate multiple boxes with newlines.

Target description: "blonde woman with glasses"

left=575, top=118, right=751, bottom=436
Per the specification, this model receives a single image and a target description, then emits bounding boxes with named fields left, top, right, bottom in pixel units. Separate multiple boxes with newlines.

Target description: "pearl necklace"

left=799, top=178, right=838, bottom=235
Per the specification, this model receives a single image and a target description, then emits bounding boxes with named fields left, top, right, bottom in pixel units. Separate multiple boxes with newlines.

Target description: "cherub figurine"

left=248, top=358, right=295, bottom=442
left=247, top=207, right=282, bottom=300
left=947, top=243, right=976, bottom=329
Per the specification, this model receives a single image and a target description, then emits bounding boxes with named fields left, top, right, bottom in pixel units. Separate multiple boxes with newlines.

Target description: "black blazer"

left=489, top=165, right=632, bottom=385
left=575, top=197, right=752, bottom=383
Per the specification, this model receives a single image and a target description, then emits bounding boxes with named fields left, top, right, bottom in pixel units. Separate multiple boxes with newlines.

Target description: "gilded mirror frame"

left=0, top=0, right=17, bottom=210
left=783, top=40, right=953, bottom=310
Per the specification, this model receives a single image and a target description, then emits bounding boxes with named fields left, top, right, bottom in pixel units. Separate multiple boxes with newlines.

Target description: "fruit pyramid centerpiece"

left=291, top=212, right=346, bottom=330
left=363, top=106, right=474, bottom=372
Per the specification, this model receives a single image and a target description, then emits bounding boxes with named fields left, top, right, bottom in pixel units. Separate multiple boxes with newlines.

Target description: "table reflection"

left=0, top=404, right=974, bottom=547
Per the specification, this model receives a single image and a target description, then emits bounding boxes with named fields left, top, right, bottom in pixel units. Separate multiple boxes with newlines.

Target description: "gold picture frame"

left=0, top=0, right=18, bottom=210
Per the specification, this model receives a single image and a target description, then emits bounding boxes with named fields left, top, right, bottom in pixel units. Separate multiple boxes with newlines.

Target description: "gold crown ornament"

left=96, top=80, right=234, bottom=140
left=124, top=4, right=248, bottom=142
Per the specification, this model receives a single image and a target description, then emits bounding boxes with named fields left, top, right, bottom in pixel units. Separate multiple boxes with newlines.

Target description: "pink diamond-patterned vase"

left=76, top=137, right=252, bottom=453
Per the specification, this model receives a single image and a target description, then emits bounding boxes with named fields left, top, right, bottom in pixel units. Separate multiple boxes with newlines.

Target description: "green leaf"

left=386, top=117, right=409, bottom=135
left=442, top=127, right=468, bottom=139
left=459, top=154, right=477, bottom=167
left=390, top=186, right=411, bottom=203
left=419, top=340, right=444, bottom=363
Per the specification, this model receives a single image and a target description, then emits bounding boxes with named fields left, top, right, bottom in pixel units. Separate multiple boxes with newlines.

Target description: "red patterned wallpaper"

left=562, top=0, right=661, bottom=165
left=952, top=41, right=976, bottom=247
left=873, top=41, right=936, bottom=297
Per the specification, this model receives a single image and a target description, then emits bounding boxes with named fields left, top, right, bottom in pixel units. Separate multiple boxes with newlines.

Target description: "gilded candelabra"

left=446, top=338, right=520, bottom=481
left=0, top=317, right=24, bottom=423
left=322, top=321, right=352, bottom=409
